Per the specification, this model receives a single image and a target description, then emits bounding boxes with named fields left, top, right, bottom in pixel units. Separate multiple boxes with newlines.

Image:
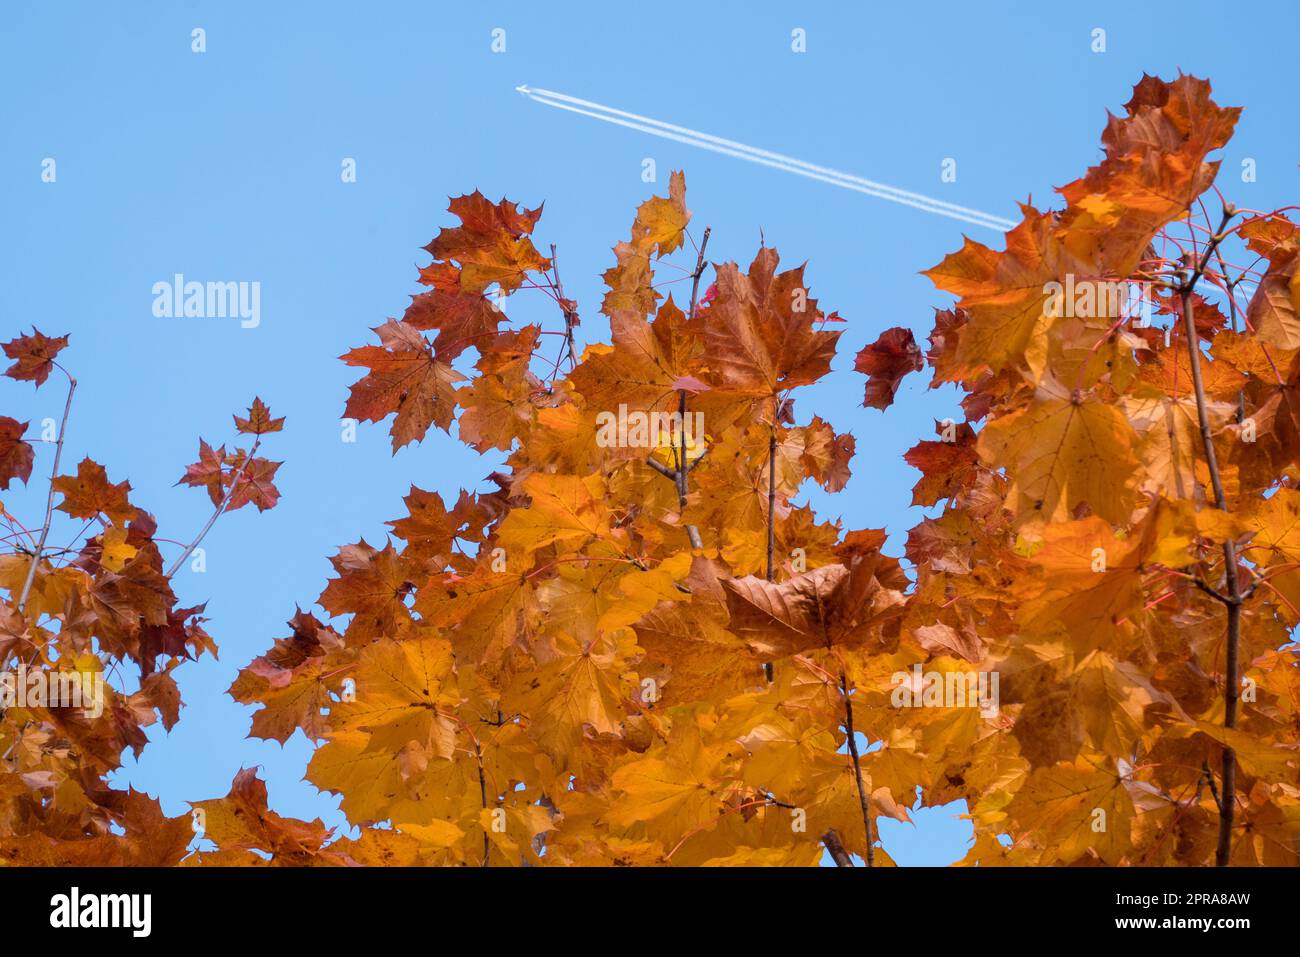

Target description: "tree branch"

left=549, top=243, right=578, bottom=374
left=667, top=225, right=711, bottom=551
left=18, top=369, right=76, bottom=614
left=762, top=397, right=779, bottom=682
left=645, top=456, right=677, bottom=480
left=165, top=437, right=261, bottom=578
left=840, top=668, right=875, bottom=867
left=766, top=412, right=777, bottom=582
left=1191, top=575, right=1233, bottom=606
left=1177, top=228, right=1242, bottom=867
left=474, top=736, right=491, bottom=867
left=822, top=829, right=854, bottom=867
left=688, top=226, right=712, bottom=321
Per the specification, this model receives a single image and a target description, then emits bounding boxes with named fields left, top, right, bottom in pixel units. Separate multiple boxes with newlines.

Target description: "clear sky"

left=2, top=1, right=1296, bottom=866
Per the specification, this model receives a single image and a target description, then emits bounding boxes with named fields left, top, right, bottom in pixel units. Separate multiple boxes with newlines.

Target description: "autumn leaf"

left=424, top=191, right=548, bottom=295
left=855, top=327, right=924, bottom=410
left=233, top=397, right=285, bottom=435
left=342, top=320, right=465, bottom=449
left=0, top=417, right=33, bottom=489
left=53, top=457, right=135, bottom=524
left=2, top=328, right=69, bottom=386
left=701, top=248, right=841, bottom=397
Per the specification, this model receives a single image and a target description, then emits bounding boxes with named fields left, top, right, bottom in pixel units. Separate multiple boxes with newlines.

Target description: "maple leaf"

left=177, top=439, right=228, bottom=504
left=723, top=540, right=906, bottom=657
left=424, top=192, right=548, bottom=295
left=387, top=485, right=483, bottom=563
left=233, top=396, right=285, bottom=435
left=317, top=541, right=416, bottom=644
left=52, top=457, right=136, bottom=524
left=342, top=319, right=465, bottom=449
left=1247, top=233, right=1300, bottom=350
left=496, top=472, right=620, bottom=556
left=328, top=630, right=460, bottom=761
left=224, top=450, right=282, bottom=512
left=229, top=609, right=347, bottom=744
left=191, top=769, right=351, bottom=865
left=1005, top=760, right=1135, bottom=864
left=977, top=377, right=1139, bottom=526
left=0, top=417, right=34, bottom=489
left=700, top=247, right=841, bottom=396
left=571, top=296, right=702, bottom=420
left=630, top=169, right=690, bottom=257
left=855, top=327, right=924, bottom=410
left=607, top=722, right=738, bottom=843
left=2, top=328, right=69, bottom=386
left=903, top=421, right=980, bottom=506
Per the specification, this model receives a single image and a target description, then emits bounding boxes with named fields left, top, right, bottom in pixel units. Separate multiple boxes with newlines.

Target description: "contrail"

left=516, top=85, right=1017, bottom=232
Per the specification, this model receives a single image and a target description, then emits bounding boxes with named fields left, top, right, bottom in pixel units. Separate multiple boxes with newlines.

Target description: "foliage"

left=9, top=72, right=1298, bottom=868
left=0, top=330, right=282, bottom=865
left=224, top=74, right=1299, bottom=867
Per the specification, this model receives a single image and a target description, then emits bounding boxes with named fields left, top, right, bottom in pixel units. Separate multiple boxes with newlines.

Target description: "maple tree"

left=858, top=74, right=1300, bottom=866
left=215, top=74, right=1298, bottom=867
left=0, top=331, right=283, bottom=865
left=9, top=72, right=1295, bottom=869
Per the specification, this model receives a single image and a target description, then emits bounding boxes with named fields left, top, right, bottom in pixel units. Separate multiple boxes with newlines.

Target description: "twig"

left=762, top=396, right=779, bottom=682
left=766, top=409, right=777, bottom=582
left=674, top=390, right=703, bottom=550
left=687, top=227, right=712, bottom=322
left=840, top=669, right=875, bottom=867
left=475, top=737, right=491, bottom=867
left=1176, top=212, right=1243, bottom=867
left=646, top=456, right=677, bottom=480
left=549, top=243, right=578, bottom=375
left=822, top=829, right=854, bottom=867
left=659, top=225, right=711, bottom=551
left=17, top=369, right=76, bottom=613
left=1202, top=762, right=1223, bottom=813
left=1190, top=575, right=1233, bottom=607
left=165, top=437, right=260, bottom=578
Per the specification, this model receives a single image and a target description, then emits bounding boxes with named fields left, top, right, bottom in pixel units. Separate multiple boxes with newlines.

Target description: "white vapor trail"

left=516, top=85, right=1017, bottom=233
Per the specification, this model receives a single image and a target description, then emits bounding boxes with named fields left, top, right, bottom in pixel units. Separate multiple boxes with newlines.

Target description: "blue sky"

left=2, top=1, right=1296, bottom=865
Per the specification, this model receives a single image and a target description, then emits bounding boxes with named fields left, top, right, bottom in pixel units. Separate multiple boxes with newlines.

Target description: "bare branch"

left=18, top=370, right=76, bottom=614
left=165, top=437, right=261, bottom=578
left=840, top=669, right=875, bottom=867
left=822, top=829, right=854, bottom=867
left=1177, top=227, right=1243, bottom=868
left=645, top=456, right=677, bottom=481
left=687, top=226, right=712, bottom=321
left=549, top=243, right=578, bottom=374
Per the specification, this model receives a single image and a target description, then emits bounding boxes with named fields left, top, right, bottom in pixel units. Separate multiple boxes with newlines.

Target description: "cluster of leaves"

left=28, top=71, right=1286, bottom=868
left=859, top=74, right=1300, bottom=865
left=219, top=74, right=1300, bottom=867
left=0, top=330, right=283, bottom=865
left=221, top=168, right=900, bottom=866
